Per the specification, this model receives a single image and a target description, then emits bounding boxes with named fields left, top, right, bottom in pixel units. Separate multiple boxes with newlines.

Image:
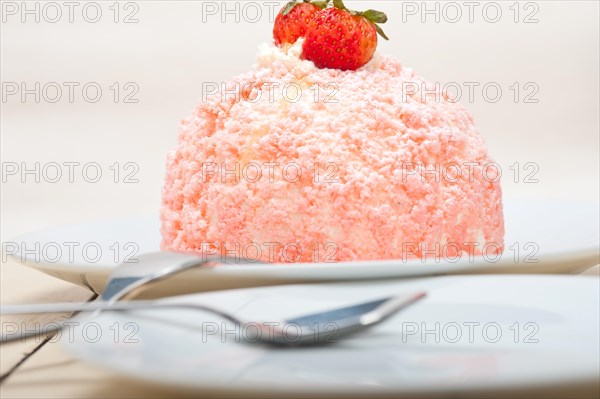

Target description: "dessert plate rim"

left=6, top=198, right=600, bottom=293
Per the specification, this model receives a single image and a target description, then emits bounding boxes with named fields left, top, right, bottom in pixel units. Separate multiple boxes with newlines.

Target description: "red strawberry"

left=302, top=0, right=388, bottom=71
left=273, top=1, right=329, bottom=47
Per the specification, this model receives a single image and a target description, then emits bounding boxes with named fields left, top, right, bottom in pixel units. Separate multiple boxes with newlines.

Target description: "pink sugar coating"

left=160, top=48, right=504, bottom=263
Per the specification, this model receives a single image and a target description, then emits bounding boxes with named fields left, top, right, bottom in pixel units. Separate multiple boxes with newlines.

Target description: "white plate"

left=63, top=275, right=600, bottom=397
left=7, top=199, right=600, bottom=293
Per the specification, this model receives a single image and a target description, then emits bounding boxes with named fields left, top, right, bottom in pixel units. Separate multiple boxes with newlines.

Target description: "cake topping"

left=303, top=0, right=388, bottom=71
left=273, top=0, right=329, bottom=47
left=273, top=0, right=388, bottom=71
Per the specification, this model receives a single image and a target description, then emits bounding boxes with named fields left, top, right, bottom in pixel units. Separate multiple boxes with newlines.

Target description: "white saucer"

left=62, top=275, right=600, bottom=397
left=6, top=199, right=599, bottom=293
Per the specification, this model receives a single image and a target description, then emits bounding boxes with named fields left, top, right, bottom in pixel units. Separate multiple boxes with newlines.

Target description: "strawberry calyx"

left=281, top=0, right=330, bottom=16
left=332, top=0, right=389, bottom=40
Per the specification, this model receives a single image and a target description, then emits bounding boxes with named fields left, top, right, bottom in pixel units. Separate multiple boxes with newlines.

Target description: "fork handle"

left=1, top=301, right=158, bottom=344
left=0, top=301, right=242, bottom=343
left=1, top=300, right=159, bottom=315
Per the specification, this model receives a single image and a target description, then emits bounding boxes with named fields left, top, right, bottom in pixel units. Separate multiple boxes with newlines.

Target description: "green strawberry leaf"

left=374, top=24, right=389, bottom=40
left=282, top=1, right=298, bottom=16
left=310, top=0, right=330, bottom=9
left=333, top=0, right=348, bottom=11
left=362, top=9, right=388, bottom=24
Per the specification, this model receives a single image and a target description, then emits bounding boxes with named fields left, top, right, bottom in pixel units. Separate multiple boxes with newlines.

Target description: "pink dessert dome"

left=160, top=41, right=504, bottom=263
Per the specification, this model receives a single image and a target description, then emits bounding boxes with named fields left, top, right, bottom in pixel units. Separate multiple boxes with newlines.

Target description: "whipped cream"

left=255, top=39, right=383, bottom=73
left=255, top=39, right=314, bottom=71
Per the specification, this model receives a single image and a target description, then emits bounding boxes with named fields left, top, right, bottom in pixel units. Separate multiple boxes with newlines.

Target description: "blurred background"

left=1, top=0, right=599, bottom=240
